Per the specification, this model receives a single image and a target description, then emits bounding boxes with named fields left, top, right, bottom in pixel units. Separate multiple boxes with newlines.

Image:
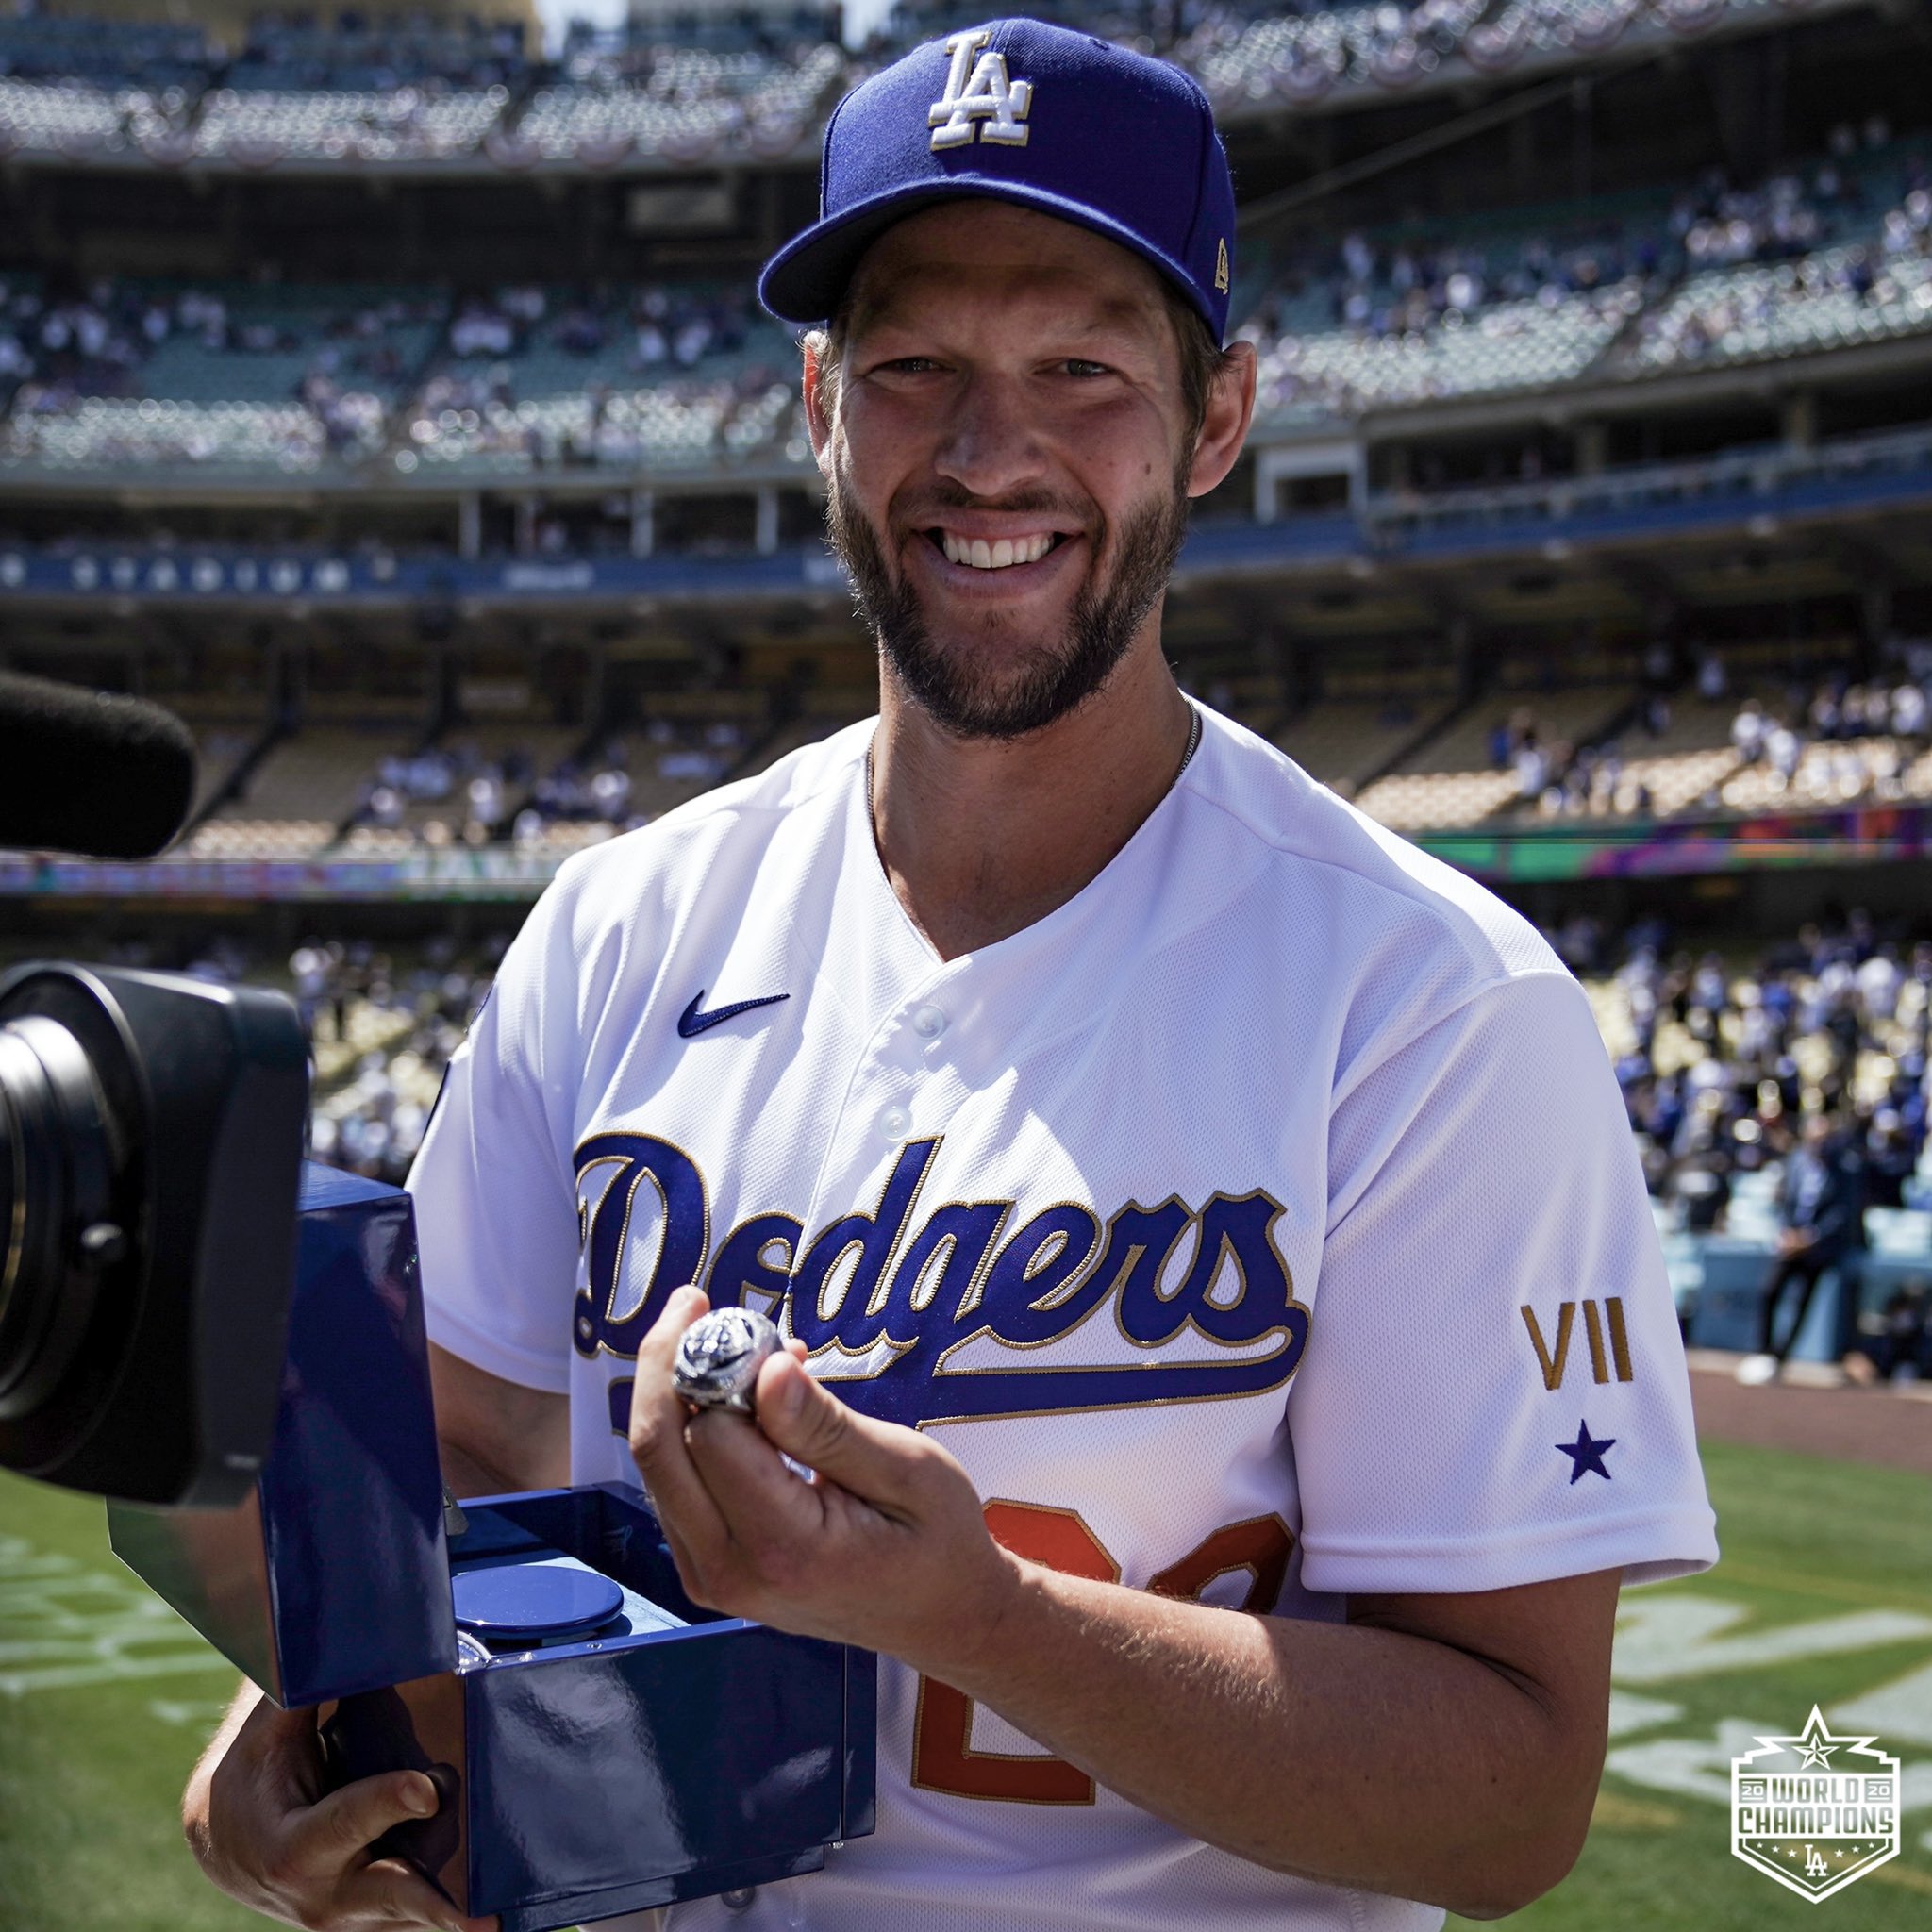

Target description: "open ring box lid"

left=108, top=1164, right=876, bottom=1932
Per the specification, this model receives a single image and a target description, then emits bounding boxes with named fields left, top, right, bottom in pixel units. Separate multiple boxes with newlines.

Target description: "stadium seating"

left=0, top=74, right=140, bottom=156
left=1621, top=239, right=1932, bottom=375
left=1272, top=688, right=1456, bottom=796
left=0, top=271, right=813, bottom=475
left=1253, top=288, right=1638, bottom=418
left=0, top=279, right=447, bottom=470
left=221, top=17, right=529, bottom=92
left=1172, top=0, right=1825, bottom=118
left=192, top=725, right=425, bottom=858
left=397, top=283, right=798, bottom=473
left=1351, top=683, right=1634, bottom=828
left=0, top=10, right=214, bottom=85
left=517, top=42, right=842, bottom=164
left=0, top=44, right=1923, bottom=475
left=78, top=640, right=1932, bottom=862
left=0, top=0, right=1881, bottom=183
left=191, top=84, right=509, bottom=165
left=2, top=397, right=341, bottom=471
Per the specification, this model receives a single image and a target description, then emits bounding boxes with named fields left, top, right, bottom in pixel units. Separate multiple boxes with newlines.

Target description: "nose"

left=932, top=370, right=1047, bottom=501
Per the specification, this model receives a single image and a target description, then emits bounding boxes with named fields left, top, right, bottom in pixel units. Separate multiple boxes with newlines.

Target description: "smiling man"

left=184, top=21, right=1717, bottom=1932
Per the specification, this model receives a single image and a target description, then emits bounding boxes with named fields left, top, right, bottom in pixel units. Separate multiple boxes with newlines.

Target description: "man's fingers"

left=750, top=1352, right=927, bottom=1511
left=626, top=1283, right=708, bottom=1474
left=626, top=1285, right=732, bottom=1572
left=289, top=1769, right=441, bottom=1873
left=347, top=1856, right=497, bottom=1932
left=636, top=1282, right=708, bottom=1374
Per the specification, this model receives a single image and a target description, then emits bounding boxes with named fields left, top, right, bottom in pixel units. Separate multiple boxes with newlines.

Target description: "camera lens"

left=0, top=963, right=308, bottom=1505
left=0, top=1012, right=127, bottom=1423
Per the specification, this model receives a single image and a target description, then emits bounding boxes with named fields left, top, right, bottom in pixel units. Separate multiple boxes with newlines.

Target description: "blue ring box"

left=108, top=1164, right=876, bottom=1930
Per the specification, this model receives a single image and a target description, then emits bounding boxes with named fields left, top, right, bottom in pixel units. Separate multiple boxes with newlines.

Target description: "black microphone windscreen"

left=0, top=672, right=199, bottom=859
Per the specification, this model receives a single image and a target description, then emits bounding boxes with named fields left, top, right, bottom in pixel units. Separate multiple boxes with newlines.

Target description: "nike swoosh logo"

left=676, top=989, right=791, bottom=1039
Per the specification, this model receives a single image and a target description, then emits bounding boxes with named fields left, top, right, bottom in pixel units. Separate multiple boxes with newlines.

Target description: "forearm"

left=933, top=1562, right=1602, bottom=1917
left=429, top=1342, right=570, bottom=1498
left=439, top=1433, right=529, bottom=1500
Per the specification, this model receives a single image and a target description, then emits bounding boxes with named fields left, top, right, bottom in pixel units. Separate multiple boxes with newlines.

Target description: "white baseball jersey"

left=408, top=703, right=1717, bottom=1932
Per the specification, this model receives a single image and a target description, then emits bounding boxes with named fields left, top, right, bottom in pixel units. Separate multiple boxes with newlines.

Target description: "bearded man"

left=185, top=22, right=1716, bottom=1932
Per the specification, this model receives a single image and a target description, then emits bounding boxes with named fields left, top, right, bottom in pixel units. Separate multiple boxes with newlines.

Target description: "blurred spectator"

left=1844, top=1283, right=1928, bottom=1383
left=1735, top=1110, right=1868, bottom=1383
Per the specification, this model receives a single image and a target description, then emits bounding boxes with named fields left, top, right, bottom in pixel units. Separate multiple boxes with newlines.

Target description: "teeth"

left=939, top=532, right=1058, bottom=570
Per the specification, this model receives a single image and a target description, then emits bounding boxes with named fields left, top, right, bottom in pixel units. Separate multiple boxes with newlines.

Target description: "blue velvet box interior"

left=107, top=1164, right=875, bottom=1927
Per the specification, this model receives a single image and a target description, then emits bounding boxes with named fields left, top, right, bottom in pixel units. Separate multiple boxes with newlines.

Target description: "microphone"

left=0, top=672, right=198, bottom=858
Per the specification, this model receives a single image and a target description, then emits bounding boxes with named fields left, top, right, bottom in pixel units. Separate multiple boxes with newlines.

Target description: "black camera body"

left=0, top=964, right=309, bottom=1506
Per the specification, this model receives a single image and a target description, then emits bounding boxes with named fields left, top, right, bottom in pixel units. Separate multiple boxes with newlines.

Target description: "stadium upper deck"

left=6, top=0, right=1932, bottom=875
left=0, top=0, right=1877, bottom=172
left=0, top=125, right=1925, bottom=489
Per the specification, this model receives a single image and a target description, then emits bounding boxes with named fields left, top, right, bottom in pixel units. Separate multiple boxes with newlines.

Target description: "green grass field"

left=1, top=1438, right=1927, bottom=1930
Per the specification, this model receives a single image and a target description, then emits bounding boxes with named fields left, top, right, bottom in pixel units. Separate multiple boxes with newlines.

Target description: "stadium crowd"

left=1573, top=909, right=1932, bottom=1374
left=1242, top=122, right=1930, bottom=422
left=1471, top=635, right=1932, bottom=823
left=343, top=717, right=750, bottom=852
left=0, top=111, right=1923, bottom=475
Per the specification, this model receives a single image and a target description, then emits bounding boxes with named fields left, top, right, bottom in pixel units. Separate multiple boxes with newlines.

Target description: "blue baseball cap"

left=758, top=18, right=1237, bottom=345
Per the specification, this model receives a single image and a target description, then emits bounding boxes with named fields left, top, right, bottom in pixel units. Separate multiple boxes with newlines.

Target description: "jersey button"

left=911, top=1004, right=946, bottom=1040
left=878, top=1104, right=911, bottom=1142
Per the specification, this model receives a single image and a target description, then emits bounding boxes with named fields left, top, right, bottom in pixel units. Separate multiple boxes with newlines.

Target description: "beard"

left=824, top=464, right=1191, bottom=741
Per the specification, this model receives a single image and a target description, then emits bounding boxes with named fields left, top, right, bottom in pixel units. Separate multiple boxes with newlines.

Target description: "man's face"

left=808, top=203, right=1203, bottom=741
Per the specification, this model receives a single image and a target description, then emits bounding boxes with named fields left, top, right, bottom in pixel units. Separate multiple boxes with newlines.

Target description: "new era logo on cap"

left=758, top=17, right=1237, bottom=345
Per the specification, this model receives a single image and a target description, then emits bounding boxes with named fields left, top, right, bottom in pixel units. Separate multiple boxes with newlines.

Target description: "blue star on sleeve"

left=1557, top=1420, right=1616, bottom=1483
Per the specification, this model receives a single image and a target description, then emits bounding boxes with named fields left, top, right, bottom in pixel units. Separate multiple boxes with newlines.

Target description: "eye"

left=1060, top=358, right=1111, bottom=378
left=871, top=355, right=942, bottom=376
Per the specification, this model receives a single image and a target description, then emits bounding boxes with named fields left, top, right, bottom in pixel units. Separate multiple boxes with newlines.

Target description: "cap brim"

left=758, top=177, right=1219, bottom=340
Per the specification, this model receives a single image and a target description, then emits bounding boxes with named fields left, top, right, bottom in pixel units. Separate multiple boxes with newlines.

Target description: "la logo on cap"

left=929, top=28, right=1033, bottom=150
left=1215, top=239, right=1229, bottom=292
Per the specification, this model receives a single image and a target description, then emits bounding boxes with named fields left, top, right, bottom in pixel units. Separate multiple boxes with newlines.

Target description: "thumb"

left=754, top=1353, right=918, bottom=1506
left=297, top=1767, right=441, bottom=1870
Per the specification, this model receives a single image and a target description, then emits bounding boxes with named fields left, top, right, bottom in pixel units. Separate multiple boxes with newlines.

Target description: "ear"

left=801, top=336, right=836, bottom=480
left=1187, top=339, right=1257, bottom=500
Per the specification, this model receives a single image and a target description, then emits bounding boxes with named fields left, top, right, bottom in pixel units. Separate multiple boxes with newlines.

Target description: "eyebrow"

left=854, top=288, right=1166, bottom=360
left=848, top=277, right=1168, bottom=356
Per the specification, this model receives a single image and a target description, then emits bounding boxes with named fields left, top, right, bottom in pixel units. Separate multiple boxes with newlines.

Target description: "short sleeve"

left=1290, top=970, right=1718, bottom=1595
left=406, top=875, right=590, bottom=1394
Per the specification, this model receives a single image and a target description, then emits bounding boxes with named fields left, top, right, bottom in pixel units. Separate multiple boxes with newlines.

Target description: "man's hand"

left=627, top=1290, right=1621, bottom=1916
left=184, top=1686, right=495, bottom=1932
left=627, top=1287, right=1017, bottom=1674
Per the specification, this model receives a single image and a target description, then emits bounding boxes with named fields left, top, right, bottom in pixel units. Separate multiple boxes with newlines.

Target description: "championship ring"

left=672, top=1307, right=782, bottom=1414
